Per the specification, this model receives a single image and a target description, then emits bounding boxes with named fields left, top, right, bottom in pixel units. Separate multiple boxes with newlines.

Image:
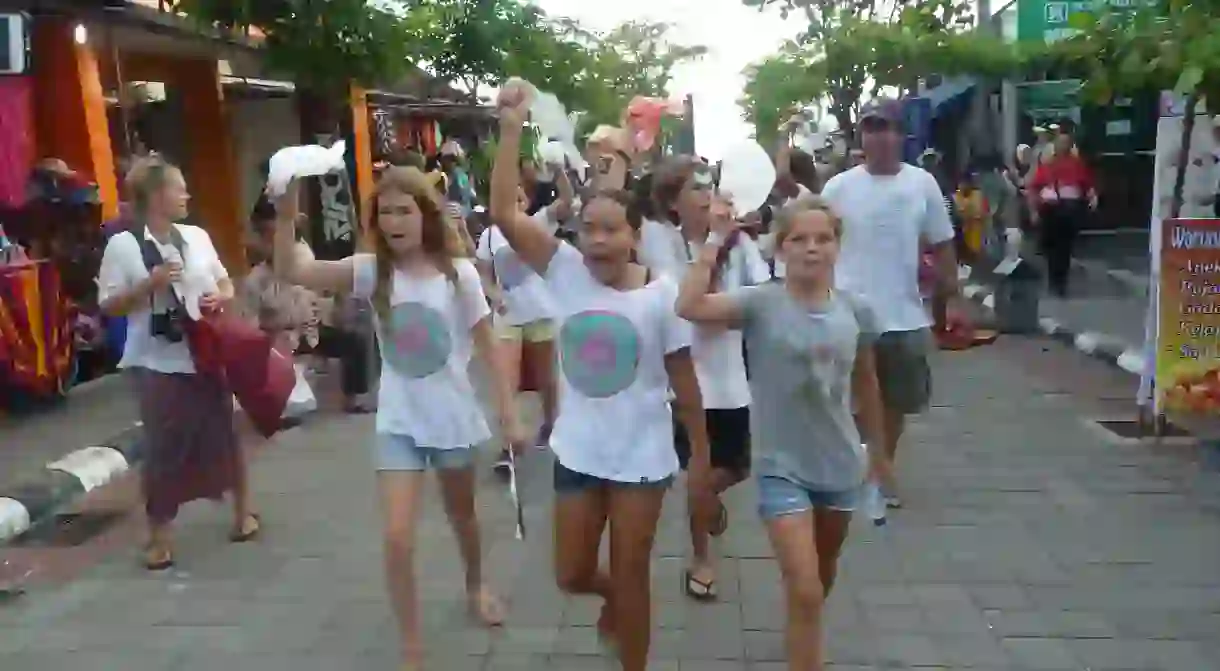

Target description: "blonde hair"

left=124, top=154, right=181, bottom=214
left=773, top=194, right=843, bottom=247
left=365, top=166, right=467, bottom=320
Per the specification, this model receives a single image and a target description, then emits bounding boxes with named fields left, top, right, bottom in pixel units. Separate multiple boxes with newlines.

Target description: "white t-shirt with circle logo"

left=543, top=242, right=692, bottom=482
left=352, top=255, right=491, bottom=448
left=476, top=223, right=555, bottom=326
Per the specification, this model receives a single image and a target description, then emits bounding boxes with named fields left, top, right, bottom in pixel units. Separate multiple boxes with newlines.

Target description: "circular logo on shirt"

left=492, top=246, right=531, bottom=291
left=383, top=301, right=451, bottom=378
left=559, top=310, right=641, bottom=398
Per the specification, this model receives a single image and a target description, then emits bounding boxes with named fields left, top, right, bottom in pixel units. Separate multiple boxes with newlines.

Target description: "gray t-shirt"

left=733, top=283, right=879, bottom=492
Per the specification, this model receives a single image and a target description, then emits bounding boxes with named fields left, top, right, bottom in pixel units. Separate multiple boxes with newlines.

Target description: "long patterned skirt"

left=132, top=368, right=240, bottom=525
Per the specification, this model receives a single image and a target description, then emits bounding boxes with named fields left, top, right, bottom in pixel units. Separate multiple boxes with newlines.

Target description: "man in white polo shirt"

left=821, top=97, right=967, bottom=508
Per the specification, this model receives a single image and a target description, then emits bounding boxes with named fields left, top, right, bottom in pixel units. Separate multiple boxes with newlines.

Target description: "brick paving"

left=2, top=341, right=1219, bottom=670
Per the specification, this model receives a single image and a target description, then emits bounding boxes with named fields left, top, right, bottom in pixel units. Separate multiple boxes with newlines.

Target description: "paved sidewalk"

left=965, top=263, right=1150, bottom=375
left=0, top=374, right=137, bottom=485
left=2, top=342, right=1220, bottom=669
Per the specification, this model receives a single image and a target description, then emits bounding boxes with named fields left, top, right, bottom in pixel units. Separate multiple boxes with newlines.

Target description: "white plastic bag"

left=718, top=141, right=777, bottom=217
left=282, top=364, right=317, bottom=419
left=266, top=140, right=347, bottom=197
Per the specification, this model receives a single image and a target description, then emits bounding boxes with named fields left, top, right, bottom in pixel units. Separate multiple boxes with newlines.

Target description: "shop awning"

left=920, top=76, right=978, bottom=119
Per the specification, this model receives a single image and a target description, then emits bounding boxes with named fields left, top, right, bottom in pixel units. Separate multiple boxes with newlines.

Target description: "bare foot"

left=142, top=543, right=174, bottom=571
left=468, top=585, right=505, bottom=627
left=400, top=640, right=424, bottom=670
left=597, top=598, right=618, bottom=654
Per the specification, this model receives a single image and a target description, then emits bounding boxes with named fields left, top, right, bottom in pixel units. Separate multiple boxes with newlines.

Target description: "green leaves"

left=175, top=0, right=417, bottom=95
left=1175, top=65, right=1205, bottom=95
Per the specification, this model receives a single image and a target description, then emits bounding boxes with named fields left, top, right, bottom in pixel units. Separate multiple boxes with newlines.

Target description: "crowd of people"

left=93, top=78, right=1111, bottom=671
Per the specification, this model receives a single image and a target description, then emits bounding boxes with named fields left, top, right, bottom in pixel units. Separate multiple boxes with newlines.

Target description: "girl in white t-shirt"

left=490, top=84, right=715, bottom=671
left=639, top=156, right=771, bottom=602
left=475, top=167, right=572, bottom=470
left=270, top=167, right=525, bottom=669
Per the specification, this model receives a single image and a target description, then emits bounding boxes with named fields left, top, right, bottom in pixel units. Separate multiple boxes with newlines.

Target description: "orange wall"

left=30, top=18, right=119, bottom=220
left=175, top=59, right=245, bottom=274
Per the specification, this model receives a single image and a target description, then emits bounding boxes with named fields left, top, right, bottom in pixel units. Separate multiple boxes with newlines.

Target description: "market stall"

left=0, top=257, right=73, bottom=405
left=0, top=162, right=109, bottom=408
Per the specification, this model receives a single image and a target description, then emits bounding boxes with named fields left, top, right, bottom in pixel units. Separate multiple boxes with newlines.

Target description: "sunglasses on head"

left=685, top=168, right=715, bottom=192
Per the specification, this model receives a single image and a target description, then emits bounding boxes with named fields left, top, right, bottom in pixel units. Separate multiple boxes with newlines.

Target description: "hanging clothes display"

left=0, top=77, right=34, bottom=208
left=372, top=109, right=396, bottom=159
left=396, top=117, right=440, bottom=156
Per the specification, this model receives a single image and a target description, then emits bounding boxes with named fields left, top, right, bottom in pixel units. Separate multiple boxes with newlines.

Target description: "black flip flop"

left=229, top=514, right=262, bottom=543
left=709, top=500, right=728, bottom=537
left=684, top=570, right=718, bottom=602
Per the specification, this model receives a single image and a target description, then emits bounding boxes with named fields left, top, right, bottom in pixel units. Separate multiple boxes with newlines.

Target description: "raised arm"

left=675, top=197, right=747, bottom=327
left=773, top=115, right=803, bottom=199
left=489, top=85, right=559, bottom=275
left=271, top=180, right=355, bottom=294
left=551, top=163, right=576, bottom=222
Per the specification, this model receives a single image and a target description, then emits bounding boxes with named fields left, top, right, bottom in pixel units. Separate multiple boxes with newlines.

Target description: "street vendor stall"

left=0, top=161, right=108, bottom=408
left=0, top=257, right=73, bottom=405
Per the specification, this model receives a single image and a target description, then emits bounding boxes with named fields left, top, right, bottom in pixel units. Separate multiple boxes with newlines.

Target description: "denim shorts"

left=757, top=475, right=860, bottom=520
left=552, top=461, right=673, bottom=496
left=374, top=433, right=475, bottom=472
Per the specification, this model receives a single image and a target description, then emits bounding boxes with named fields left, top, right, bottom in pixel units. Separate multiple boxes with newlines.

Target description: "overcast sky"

left=533, top=0, right=799, bottom=161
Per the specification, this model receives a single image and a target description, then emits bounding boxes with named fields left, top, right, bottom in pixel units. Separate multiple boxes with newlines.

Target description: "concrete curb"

left=0, top=373, right=319, bottom=545
left=1070, top=257, right=1149, bottom=298
left=962, top=282, right=1146, bottom=377
left=0, top=423, right=144, bottom=544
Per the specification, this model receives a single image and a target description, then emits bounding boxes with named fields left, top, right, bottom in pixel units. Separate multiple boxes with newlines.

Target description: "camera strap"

left=134, top=223, right=187, bottom=313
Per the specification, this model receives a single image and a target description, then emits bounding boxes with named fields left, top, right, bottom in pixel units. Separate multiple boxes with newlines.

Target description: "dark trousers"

left=313, top=325, right=371, bottom=397
left=1038, top=201, right=1085, bottom=296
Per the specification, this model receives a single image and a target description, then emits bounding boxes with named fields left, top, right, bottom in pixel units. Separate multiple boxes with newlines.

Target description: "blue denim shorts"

left=552, top=461, right=673, bottom=496
left=757, top=475, right=860, bottom=519
left=374, top=433, right=476, bottom=472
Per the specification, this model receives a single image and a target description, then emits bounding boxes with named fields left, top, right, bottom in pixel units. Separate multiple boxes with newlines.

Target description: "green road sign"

left=1016, top=0, right=1155, bottom=43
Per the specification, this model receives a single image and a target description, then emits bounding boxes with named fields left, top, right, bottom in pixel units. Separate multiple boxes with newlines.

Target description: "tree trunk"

left=1169, top=91, right=1201, bottom=220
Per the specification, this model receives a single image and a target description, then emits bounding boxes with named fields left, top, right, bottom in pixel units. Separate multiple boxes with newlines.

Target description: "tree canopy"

left=177, top=0, right=704, bottom=141
left=172, top=0, right=419, bottom=95
left=737, top=0, right=1064, bottom=143
left=1057, top=0, right=1220, bottom=110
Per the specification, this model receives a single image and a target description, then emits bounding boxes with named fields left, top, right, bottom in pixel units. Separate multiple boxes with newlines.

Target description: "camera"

left=150, top=308, right=186, bottom=343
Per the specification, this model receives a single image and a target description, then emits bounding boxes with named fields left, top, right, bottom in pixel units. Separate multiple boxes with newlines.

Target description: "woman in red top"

left=1028, top=132, right=1097, bottom=296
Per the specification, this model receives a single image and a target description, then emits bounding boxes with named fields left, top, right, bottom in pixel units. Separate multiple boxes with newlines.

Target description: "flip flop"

left=709, top=500, right=728, bottom=537
left=229, top=514, right=262, bottom=543
left=684, top=570, right=718, bottom=602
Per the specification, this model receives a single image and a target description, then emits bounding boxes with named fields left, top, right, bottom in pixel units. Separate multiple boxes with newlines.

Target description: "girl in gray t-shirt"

left=676, top=194, right=886, bottom=671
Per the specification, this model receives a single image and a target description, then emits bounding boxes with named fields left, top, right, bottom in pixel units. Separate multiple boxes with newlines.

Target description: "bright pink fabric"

left=0, top=77, right=34, bottom=208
